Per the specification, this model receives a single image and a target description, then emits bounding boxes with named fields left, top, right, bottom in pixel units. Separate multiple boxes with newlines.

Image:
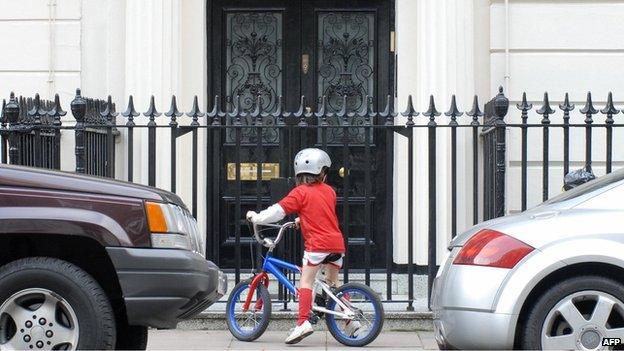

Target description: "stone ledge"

left=180, top=310, right=433, bottom=332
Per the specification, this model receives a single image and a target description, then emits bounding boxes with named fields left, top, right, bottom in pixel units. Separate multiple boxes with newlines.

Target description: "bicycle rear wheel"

left=226, top=278, right=272, bottom=342
left=325, top=282, right=384, bottom=347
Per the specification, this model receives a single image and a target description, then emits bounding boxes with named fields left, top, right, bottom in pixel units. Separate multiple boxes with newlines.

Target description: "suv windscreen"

left=544, top=168, right=624, bottom=205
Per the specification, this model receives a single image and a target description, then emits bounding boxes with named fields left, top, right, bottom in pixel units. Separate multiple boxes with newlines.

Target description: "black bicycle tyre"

left=226, top=278, right=272, bottom=342
left=325, top=282, right=385, bottom=347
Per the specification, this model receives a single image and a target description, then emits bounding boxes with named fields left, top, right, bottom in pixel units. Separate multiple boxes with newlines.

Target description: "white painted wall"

left=0, top=0, right=81, bottom=103
left=489, top=0, right=624, bottom=213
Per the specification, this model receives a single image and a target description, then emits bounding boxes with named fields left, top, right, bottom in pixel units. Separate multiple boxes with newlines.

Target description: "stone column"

left=393, top=0, right=490, bottom=264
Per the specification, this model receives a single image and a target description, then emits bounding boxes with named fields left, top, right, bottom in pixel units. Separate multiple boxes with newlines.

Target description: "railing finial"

left=144, top=95, right=161, bottom=126
left=601, top=92, right=619, bottom=124
left=165, top=95, right=183, bottom=126
left=401, top=95, right=418, bottom=126
left=186, top=95, right=205, bottom=127
left=70, top=88, right=86, bottom=123
left=122, top=95, right=139, bottom=127
left=423, top=95, right=441, bottom=126
left=444, top=95, right=462, bottom=125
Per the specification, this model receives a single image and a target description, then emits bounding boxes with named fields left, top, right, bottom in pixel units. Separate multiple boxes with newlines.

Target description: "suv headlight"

left=145, top=201, right=206, bottom=257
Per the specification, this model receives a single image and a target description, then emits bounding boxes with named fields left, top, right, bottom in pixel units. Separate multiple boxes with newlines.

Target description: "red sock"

left=297, top=288, right=312, bottom=326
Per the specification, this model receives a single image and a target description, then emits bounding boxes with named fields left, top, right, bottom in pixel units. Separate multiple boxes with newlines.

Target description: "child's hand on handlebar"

left=246, top=211, right=258, bottom=222
left=294, top=217, right=300, bottom=229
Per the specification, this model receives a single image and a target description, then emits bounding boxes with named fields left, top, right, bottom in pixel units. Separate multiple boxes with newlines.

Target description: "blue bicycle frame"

left=262, top=253, right=300, bottom=294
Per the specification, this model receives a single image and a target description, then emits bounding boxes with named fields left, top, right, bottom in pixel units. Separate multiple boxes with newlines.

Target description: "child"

left=247, top=148, right=359, bottom=344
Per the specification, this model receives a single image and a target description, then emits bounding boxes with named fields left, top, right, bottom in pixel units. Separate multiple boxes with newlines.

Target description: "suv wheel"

left=0, top=257, right=116, bottom=350
left=521, top=275, right=624, bottom=350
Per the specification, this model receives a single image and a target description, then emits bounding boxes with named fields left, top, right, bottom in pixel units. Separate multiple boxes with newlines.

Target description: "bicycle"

left=226, top=221, right=385, bottom=347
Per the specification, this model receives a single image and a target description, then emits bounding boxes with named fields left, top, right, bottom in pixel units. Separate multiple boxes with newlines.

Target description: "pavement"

left=147, top=330, right=439, bottom=350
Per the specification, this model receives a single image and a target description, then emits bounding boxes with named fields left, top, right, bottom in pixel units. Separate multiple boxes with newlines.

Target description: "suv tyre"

left=0, top=257, right=116, bottom=350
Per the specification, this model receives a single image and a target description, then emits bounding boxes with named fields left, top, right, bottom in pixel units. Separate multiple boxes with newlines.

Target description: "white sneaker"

left=345, top=321, right=364, bottom=337
left=285, top=320, right=314, bottom=344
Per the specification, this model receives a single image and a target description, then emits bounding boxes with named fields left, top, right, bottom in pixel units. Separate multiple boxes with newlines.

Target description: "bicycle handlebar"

left=250, top=221, right=296, bottom=248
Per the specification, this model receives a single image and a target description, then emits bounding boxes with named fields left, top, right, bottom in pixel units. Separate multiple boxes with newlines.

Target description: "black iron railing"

left=1, top=87, right=622, bottom=310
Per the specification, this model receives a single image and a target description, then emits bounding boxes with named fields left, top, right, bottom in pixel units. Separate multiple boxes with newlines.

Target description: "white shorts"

left=302, top=251, right=344, bottom=268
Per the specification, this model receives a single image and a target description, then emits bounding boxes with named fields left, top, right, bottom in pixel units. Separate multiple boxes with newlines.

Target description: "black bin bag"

left=563, top=168, right=596, bottom=191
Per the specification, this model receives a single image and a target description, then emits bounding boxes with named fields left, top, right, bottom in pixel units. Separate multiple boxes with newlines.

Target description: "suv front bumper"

left=107, top=247, right=227, bottom=329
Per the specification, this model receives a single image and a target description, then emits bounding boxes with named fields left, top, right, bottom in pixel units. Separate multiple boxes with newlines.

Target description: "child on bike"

left=246, top=148, right=360, bottom=344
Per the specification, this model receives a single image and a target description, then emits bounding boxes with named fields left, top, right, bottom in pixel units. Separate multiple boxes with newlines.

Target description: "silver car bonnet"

left=450, top=170, right=624, bottom=249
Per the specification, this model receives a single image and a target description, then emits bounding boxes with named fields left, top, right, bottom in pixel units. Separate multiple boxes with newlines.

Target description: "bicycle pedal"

left=308, top=314, right=320, bottom=325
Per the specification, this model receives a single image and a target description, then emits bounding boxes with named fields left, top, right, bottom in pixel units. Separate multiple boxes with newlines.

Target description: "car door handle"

left=530, top=211, right=559, bottom=220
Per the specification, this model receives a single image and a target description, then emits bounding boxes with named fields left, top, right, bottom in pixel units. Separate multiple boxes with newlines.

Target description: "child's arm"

left=246, top=203, right=286, bottom=224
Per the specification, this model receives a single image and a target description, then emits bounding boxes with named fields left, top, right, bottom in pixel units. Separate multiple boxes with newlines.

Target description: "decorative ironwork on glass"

left=225, top=12, right=282, bottom=144
left=317, top=12, right=375, bottom=144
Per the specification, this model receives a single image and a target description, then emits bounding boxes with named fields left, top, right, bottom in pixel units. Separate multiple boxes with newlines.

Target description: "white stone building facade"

left=1, top=0, right=623, bottom=266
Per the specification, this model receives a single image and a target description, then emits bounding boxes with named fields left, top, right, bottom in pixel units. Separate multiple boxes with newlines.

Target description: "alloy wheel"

left=541, top=290, right=624, bottom=350
left=0, top=288, right=79, bottom=350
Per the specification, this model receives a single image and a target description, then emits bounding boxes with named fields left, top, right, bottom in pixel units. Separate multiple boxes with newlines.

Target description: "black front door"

left=208, top=0, right=393, bottom=271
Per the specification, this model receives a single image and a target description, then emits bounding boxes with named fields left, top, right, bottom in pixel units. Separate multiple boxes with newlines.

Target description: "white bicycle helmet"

left=294, top=148, right=331, bottom=176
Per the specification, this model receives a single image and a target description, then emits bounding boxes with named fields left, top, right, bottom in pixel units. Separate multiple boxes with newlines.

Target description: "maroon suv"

left=0, top=164, right=226, bottom=350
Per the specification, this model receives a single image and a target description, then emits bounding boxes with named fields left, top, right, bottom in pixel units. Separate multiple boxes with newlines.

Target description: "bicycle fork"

left=242, top=272, right=269, bottom=312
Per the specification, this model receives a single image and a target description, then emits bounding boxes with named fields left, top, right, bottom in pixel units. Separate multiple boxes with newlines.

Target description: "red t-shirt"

left=278, top=182, right=345, bottom=253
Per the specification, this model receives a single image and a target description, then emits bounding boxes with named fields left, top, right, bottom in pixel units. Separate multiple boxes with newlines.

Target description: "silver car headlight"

left=145, top=202, right=206, bottom=257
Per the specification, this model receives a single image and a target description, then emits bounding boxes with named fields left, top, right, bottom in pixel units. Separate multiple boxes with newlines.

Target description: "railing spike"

left=186, top=95, right=204, bottom=127
left=122, top=95, right=139, bottom=127
left=559, top=93, right=574, bottom=113
left=339, top=95, right=349, bottom=125
left=295, top=96, right=308, bottom=126
left=401, top=95, right=418, bottom=126
left=423, top=95, right=441, bottom=126
left=580, top=91, right=598, bottom=116
left=601, top=92, right=619, bottom=121
left=165, top=95, right=182, bottom=126
left=273, top=96, right=286, bottom=124
left=47, top=93, right=66, bottom=127
left=467, top=95, right=484, bottom=126
left=380, top=95, right=395, bottom=126
left=517, top=92, right=533, bottom=112
left=317, top=95, right=329, bottom=126
left=210, top=95, right=222, bottom=125
left=144, top=95, right=161, bottom=126
left=251, top=95, right=262, bottom=123
left=100, top=95, right=118, bottom=124
left=444, top=95, right=462, bottom=125
left=536, top=92, right=555, bottom=123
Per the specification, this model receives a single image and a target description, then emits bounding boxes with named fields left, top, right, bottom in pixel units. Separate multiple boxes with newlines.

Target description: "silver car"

left=432, top=169, right=624, bottom=350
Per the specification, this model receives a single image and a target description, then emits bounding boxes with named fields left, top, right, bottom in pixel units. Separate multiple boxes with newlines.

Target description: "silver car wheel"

left=541, top=290, right=624, bottom=350
left=0, top=288, right=79, bottom=350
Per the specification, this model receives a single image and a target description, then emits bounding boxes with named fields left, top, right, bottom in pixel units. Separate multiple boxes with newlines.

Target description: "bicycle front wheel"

left=226, top=278, right=272, bottom=342
left=325, top=282, right=385, bottom=347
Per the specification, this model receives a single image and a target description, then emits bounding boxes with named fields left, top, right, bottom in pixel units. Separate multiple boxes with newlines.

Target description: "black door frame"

left=205, top=0, right=396, bottom=269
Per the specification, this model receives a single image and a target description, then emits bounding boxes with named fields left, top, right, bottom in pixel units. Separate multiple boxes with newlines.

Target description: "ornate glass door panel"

left=317, top=12, right=375, bottom=144
left=225, top=12, right=282, bottom=144
left=317, top=12, right=374, bottom=114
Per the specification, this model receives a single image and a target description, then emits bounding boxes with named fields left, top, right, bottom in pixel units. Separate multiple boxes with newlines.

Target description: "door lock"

left=302, top=54, right=310, bottom=74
